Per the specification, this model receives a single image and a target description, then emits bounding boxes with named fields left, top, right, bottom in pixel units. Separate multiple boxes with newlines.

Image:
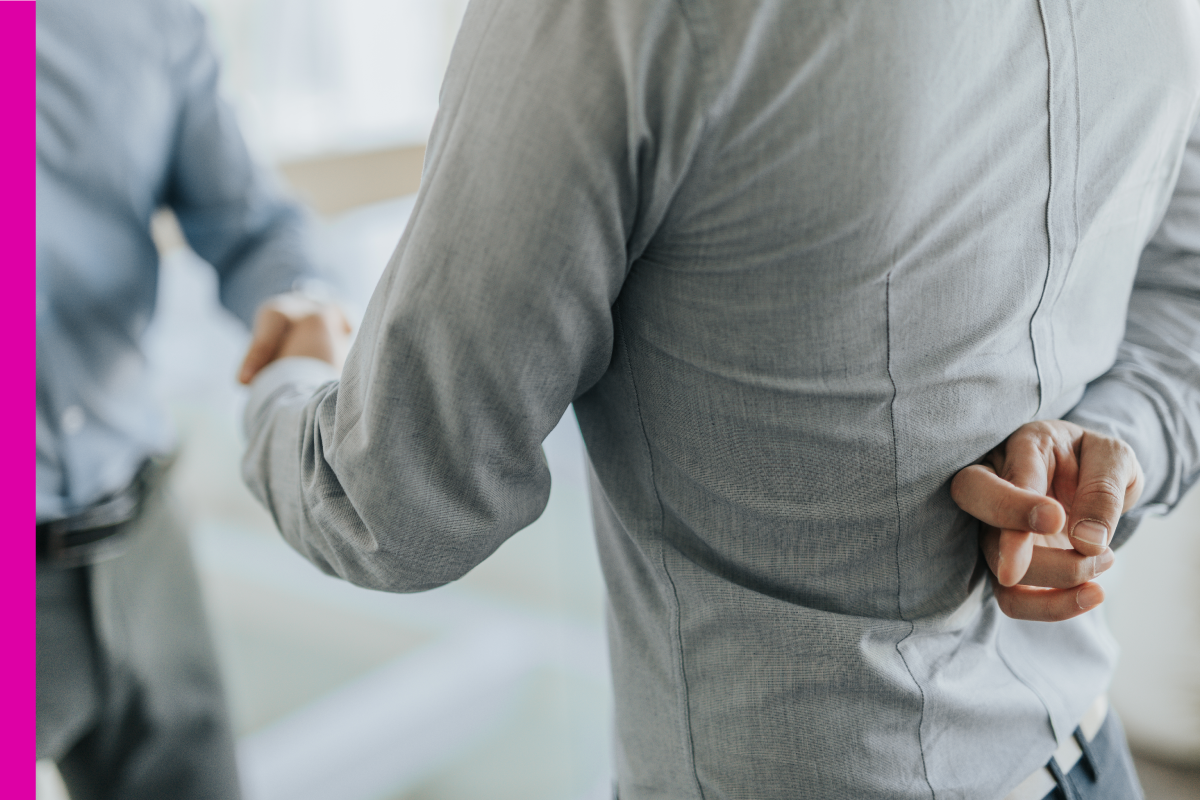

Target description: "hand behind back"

left=951, top=420, right=1144, bottom=622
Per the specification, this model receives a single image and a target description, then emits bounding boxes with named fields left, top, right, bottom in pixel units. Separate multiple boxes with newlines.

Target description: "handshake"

left=237, top=292, right=354, bottom=385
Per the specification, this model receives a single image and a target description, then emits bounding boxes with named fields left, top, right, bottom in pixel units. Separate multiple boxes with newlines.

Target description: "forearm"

left=242, top=358, right=512, bottom=595
left=1065, top=304, right=1200, bottom=513
left=240, top=309, right=560, bottom=594
left=164, top=2, right=323, bottom=327
left=210, top=205, right=322, bottom=326
left=1064, top=121, right=1200, bottom=544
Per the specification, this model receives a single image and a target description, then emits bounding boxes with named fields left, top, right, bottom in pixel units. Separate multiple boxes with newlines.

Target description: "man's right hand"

left=950, top=420, right=1144, bottom=622
left=237, top=293, right=353, bottom=385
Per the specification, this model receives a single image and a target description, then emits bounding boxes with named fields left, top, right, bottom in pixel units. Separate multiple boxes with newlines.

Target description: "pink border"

left=3, top=0, right=35, bottom=787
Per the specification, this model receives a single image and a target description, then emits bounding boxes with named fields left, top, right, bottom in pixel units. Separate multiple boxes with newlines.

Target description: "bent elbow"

left=325, top=529, right=499, bottom=595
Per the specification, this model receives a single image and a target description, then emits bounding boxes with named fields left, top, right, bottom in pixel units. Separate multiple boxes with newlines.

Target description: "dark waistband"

left=37, top=458, right=169, bottom=566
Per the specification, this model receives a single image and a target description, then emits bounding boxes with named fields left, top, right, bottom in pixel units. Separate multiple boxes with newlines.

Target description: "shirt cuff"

left=243, top=356, right=339, bottom=439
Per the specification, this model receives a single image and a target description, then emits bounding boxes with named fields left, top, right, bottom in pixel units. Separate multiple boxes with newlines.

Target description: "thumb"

left=237, top=307, right=290, bottom=384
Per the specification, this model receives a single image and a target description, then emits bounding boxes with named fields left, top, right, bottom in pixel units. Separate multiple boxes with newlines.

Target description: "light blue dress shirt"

left=245, top=1, right=1200, bottom=797
left=36, top=0, right=318, bottom=521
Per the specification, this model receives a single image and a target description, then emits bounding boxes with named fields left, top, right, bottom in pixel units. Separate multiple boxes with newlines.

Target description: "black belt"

left=37, top=458, right=166, bottom=567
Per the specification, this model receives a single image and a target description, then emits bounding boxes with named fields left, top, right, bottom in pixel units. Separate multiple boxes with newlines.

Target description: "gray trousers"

left=36, top=483, right=242, bottom=800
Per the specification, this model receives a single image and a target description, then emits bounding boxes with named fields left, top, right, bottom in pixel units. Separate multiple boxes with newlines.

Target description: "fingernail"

left=1092, top=549, right=1115, bottom=579
left=1077, top=583, right=1103, bottom=610
left=1029, top=503, right=1054, bottom=532
left=1071, top=519, right=1109, bottom=547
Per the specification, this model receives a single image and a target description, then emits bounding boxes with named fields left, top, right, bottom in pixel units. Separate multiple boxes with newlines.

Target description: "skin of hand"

left=950, top=420, right=1144, bottom=622
left=237, top=292, right=353, bottom=385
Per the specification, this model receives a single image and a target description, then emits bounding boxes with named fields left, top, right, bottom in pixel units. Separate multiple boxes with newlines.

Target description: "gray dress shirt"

left=244, top=1, right=1200, bottom=797
left=36, top=0, right=318, bottom=521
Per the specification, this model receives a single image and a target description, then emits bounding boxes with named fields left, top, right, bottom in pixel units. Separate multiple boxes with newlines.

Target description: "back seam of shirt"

left=885, top=270, right=936, bottom=799
left=1029, top=0, right=1058, bottom=416
left=614, top=302, right=707, bottom=800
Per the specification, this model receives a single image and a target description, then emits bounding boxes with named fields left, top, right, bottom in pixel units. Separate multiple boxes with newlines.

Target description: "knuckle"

left=1081, top=430, right=1136, bottom=467
left=987, top=495, right=1007, bottom=527
left=1024, top=420, right=1053, bottom=436
left=1076, top=478, right=1123, bottom=511
left=1024, top=421, right=1061, bottom=452
left=1009, top=428, right=1036, bottom=448
left=1114, top=440, right=1141, bottom=476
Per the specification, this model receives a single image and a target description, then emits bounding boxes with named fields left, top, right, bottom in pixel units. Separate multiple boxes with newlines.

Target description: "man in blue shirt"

left=36, top=1, right=343, bottom=796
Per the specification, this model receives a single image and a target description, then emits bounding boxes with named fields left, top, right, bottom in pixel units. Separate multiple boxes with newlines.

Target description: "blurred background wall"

left=199, top=0, right=468, bottom=161
left=36, top=1, right=1200, bottom=798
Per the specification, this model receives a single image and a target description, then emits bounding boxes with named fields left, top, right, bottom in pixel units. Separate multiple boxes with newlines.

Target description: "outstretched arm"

left=238, top=0, right=705, bottom=592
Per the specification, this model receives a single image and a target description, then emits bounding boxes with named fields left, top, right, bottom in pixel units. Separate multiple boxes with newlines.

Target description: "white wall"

left=197, top=0, right=470, bottom=160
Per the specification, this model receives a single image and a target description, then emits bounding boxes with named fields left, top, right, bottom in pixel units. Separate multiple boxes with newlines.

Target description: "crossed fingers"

left=950, top=421, right=1143, bottom=622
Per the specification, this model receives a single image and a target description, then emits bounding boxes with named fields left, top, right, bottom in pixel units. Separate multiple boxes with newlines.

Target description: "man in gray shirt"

left=240, top=1, right=1200, bottom=797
